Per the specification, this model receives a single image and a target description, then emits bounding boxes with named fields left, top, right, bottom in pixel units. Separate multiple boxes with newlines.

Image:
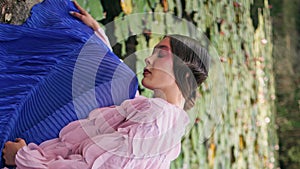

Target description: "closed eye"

left=158, top=50, right=168, bottom=58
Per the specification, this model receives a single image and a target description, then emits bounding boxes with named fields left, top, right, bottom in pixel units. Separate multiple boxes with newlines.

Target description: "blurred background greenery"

left=0, top=0, right=299, bottom=168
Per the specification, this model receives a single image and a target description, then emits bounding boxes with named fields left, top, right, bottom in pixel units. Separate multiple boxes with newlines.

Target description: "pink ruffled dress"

left=15, top=96, right=190, bottom=169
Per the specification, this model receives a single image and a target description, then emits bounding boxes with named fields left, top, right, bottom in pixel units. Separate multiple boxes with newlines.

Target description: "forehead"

left=154, top=37, right=171, bottom=51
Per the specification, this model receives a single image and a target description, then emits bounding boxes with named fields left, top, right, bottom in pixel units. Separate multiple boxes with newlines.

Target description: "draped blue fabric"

left=0, top=0, right=138, bottom=166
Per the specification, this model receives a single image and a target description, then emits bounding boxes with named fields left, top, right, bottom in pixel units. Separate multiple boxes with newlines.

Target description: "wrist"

left=92, top=22, right=100, bottom=31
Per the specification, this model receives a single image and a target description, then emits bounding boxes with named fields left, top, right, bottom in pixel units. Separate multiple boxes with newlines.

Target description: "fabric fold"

left=0, top=0, right=138, bottom=167
left=15, top=96, right=189, bottom=169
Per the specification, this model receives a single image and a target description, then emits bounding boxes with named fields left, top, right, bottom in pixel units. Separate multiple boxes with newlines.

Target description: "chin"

left=141, top=78, right=154, bottom=90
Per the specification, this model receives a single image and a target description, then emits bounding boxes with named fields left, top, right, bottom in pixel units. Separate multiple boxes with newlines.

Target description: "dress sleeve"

left=85, top=97, right=190, bottom=168
left=118, top=97, right=190, bottom=157
left=15, top=142, right=90, bottom=169
left=94, top=27, right=112, bottom=51
left=15, top=97, right=190, bottom=169
left=15, top=107, right=125, bottom=169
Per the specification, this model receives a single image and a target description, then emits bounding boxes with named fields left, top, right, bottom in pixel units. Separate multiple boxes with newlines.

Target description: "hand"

left=2, top=138, right=27, bottom=166
left=69, top=0, right=100, bottom=31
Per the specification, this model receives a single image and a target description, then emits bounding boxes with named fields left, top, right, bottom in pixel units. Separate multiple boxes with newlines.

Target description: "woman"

left=2, top=1, right=209, bottom=168
left=0, top=0, right=138, bottom=165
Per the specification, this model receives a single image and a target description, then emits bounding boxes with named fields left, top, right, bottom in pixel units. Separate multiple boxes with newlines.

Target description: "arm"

left=2, top=138, right=26, bottom=166
left=5, top=99, right=188, bottom=168
left=69, top=1, right=112, bottom=50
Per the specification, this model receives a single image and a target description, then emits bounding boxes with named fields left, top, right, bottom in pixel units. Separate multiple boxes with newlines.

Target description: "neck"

left=153, top=85, right=185, bottom=109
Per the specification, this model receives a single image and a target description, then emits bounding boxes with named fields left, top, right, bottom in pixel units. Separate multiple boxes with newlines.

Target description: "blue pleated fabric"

left=0, top=0, right=138, bottom=167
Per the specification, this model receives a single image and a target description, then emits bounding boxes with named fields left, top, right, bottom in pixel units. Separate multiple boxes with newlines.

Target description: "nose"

left=144, top=56, right=151, bottom=66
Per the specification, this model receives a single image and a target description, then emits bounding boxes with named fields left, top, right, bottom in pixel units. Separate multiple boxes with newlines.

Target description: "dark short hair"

left=167, top=34, right=210, bottom=110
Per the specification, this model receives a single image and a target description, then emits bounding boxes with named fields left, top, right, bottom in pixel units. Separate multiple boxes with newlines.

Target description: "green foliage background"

left=77, top=0, right=278, bottom=168
left=4, top=0, right=300, bottom=168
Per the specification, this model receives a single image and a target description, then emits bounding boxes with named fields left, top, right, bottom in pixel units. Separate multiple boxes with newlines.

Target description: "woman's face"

left=142, top=37, right=176, bottom=90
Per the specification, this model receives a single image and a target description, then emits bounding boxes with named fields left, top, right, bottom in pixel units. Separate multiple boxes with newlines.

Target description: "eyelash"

left=157, top=51, right=165, bottom=58
left=151, top=49, right=166, bottom=58
left=158, top=54, right=164, bottom=58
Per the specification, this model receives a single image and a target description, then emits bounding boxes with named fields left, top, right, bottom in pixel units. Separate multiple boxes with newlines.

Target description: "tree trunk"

left=271, top=0, right=300, bottom=168
left=0, top=0, right=41, bottom=25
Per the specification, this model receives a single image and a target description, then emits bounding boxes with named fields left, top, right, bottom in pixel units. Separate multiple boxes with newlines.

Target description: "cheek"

left=156, top=57, right=174, bottom=77
left=155, top=69, right=174, bottom=80
left=164, top=65, right=175, bottom=80
left=152, top=69, right=175, bottom=87
left=141, top=70, right=175, bottom=90
left=142, top=55, right=175, bottom=89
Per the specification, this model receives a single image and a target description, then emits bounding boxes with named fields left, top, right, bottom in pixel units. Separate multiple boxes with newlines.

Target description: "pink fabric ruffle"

left=15, top=96, right=190, bottom=169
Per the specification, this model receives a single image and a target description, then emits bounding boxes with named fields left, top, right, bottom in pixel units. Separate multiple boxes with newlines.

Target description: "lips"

left=143, top=68, right=151, bottom=76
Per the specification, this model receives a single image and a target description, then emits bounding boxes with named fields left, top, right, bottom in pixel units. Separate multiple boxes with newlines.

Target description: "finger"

left=16, top=138, right=26, bottom=144
left=70, top=11, right=84, bottom=20
left=15, top=138, right=22, bottom=142
left=72, top=0, right=87, bottom=15
left=4, top=141, right=12, bottom=146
